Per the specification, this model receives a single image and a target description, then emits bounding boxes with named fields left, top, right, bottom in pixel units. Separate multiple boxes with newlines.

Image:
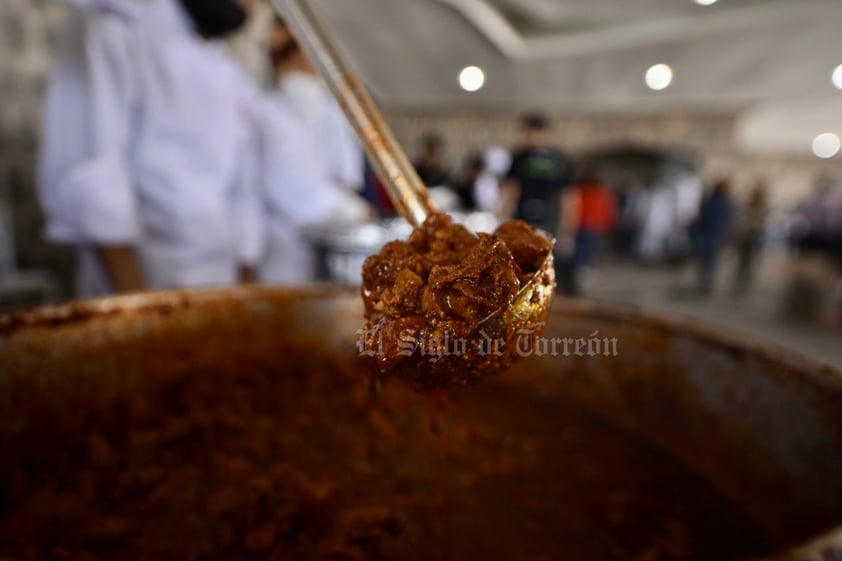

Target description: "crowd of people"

left=400, top=120, right=841, bottom=300
left=397, top=115, right=615, bottom=297
left=39, top=0, right=841, bottom=302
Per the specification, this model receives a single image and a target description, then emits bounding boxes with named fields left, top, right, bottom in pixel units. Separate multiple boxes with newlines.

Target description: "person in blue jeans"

left=695, top=179, right=735, bottom=295
left=570, top=172, right=616, bottom=296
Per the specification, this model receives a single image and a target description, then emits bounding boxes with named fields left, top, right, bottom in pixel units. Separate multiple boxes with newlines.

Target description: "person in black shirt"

left=453, top=153, right=484, bottom=211
left=501, top=114, right=578, bottom=292
left=502, top=114, right=575, bottom=235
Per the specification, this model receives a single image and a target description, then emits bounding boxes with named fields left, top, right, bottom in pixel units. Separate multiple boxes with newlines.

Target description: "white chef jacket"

left=256, top=91, right=364, bottom=285
left=277, top=72, right=364, bottom=193
left=475, top=146, right=511, bottom=214
left=636, top=186, right=674, bottom=262
left=39, top=0, right=264, bottom=297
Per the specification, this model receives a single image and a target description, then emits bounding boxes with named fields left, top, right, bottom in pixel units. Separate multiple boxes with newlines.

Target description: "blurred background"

left=0, top=0, right=840, bottom=365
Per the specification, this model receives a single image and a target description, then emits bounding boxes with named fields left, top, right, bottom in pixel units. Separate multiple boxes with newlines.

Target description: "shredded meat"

left=425, top=234, right=520, bottom=324
left=360, top=213, right=553, bottom=390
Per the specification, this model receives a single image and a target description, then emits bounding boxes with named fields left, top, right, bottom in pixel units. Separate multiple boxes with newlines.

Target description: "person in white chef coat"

left=38, top=0, right=263, bottom=297
left=267, top=17, right=365, bottom=194
left=256, top=17, right=369, bottom=285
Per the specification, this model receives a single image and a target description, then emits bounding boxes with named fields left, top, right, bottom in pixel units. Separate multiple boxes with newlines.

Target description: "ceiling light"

left=812, top=133, right=841, bottom=159
left=695, top=0, right=719, bottom=5
left=459, top=66, right=485, bottom=92
left=645, top=64, right=673, bottom=91
left=832, top=64, right=842, bottom=90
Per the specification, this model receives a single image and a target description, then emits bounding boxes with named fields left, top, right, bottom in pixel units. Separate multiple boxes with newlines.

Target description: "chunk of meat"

left=494, top=220, right=553, bottom=276
left=361, top=241, right=427, bottom=315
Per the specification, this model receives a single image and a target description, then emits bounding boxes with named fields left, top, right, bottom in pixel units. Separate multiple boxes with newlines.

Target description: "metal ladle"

left=271, top=0, right=556, bottom=383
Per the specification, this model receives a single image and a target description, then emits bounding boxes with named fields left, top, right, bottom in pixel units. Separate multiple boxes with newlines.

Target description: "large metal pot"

left=0, top=287, right=840, bottom=559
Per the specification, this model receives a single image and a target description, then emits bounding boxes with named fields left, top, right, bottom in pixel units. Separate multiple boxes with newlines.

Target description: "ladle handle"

left=270, top=0, right=436, bottom=228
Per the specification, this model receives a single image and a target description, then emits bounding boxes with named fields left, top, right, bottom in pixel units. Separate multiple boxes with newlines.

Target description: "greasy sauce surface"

left=361, top=214, right=554, bottom=390
left=0, top=352, right=769, bottom=561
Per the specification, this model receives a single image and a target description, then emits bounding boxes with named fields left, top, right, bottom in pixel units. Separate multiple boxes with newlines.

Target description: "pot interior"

left=0, top=287, right=840, bottom=560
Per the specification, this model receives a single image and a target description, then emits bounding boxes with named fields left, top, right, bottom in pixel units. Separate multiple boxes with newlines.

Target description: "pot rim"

left=0, top=285, right=839, bottom=385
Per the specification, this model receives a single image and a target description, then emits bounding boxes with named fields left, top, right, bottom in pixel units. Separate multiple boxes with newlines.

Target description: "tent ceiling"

left=307, top=0, right=842, bottom=153
left=487, top=0, right=767, bottom=32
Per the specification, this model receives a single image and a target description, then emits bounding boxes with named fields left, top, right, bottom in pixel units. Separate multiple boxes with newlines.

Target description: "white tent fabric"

left=299, top=0, right=842, bottom=155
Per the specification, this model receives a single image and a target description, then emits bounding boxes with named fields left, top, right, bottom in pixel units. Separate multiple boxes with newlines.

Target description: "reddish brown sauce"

left=360, top=214, right=553, bottom=390
left=426, top=390, right=452, bottom=561
left=0, top=352, right=769, bottom=561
